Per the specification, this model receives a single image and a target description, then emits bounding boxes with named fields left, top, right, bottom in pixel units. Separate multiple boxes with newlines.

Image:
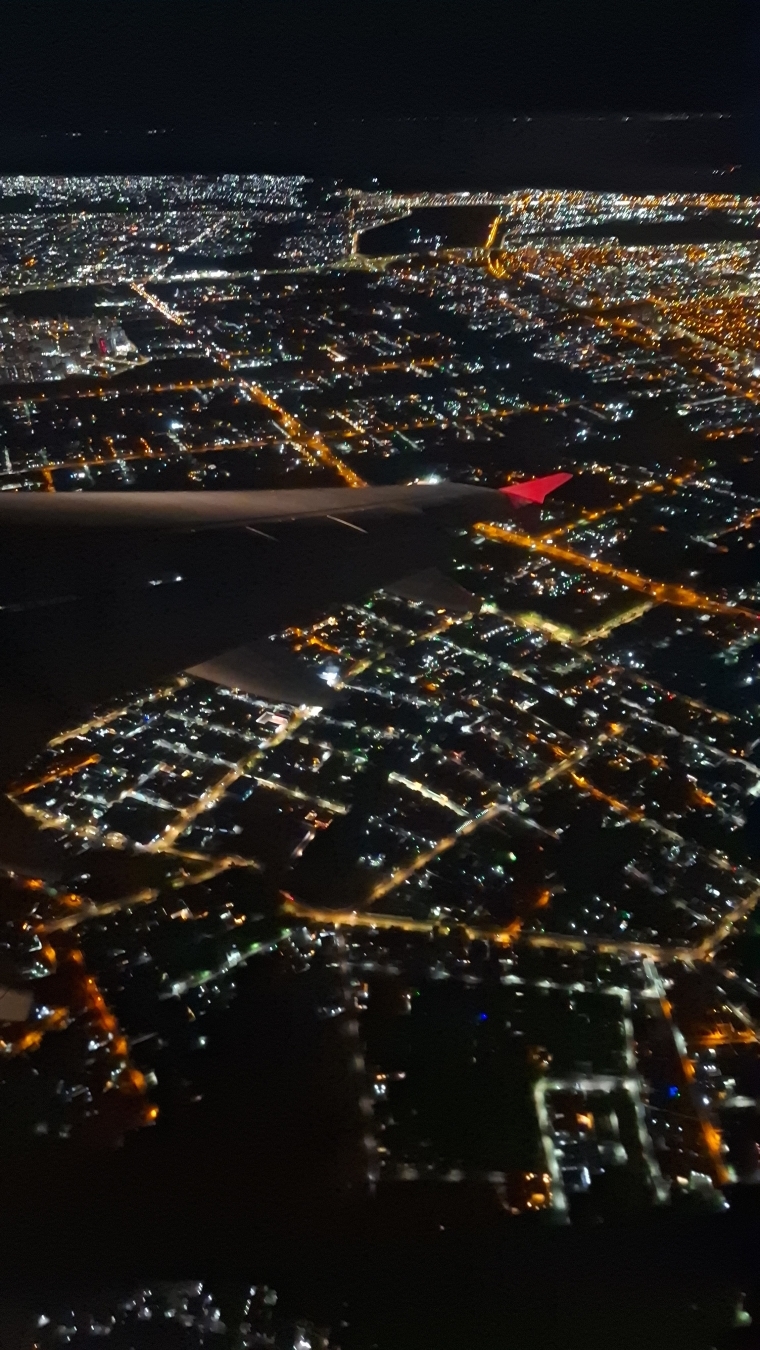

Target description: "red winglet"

left=499, top=472, right=572, bottom=506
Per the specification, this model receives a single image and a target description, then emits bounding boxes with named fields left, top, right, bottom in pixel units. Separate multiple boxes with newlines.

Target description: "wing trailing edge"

left=186, top=638, right=344, bottom=708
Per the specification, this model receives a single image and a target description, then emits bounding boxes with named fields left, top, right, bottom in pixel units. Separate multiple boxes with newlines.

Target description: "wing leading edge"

left=0, top=476, right=571, bottom=530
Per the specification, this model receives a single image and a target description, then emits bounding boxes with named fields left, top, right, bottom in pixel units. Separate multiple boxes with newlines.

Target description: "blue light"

left=478, top=1013, right=488, bottom=1021
left=668, top=1086, right=679, bottom=1097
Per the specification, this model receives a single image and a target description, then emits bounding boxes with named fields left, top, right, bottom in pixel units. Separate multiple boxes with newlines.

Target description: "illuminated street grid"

left=3, top=178, right=760, bottom=1208
left=32, top=1282, right=334, bottom=1350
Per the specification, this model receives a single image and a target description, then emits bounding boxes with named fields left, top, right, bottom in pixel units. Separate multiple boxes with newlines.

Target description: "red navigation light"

left=499, top=472, right=572, bottom=506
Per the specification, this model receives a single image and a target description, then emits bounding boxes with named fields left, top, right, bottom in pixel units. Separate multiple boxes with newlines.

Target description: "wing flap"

left=384, top=568, right=480, bottom=616
left=186, top=638, right=343, bottom=707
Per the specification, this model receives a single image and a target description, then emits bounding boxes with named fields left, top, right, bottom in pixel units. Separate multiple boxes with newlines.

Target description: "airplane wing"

left=0, top=476, right=571, bottom=790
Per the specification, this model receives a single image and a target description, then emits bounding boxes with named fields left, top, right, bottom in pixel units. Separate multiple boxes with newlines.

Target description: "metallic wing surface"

left=0, top=477, right=571, bottom=787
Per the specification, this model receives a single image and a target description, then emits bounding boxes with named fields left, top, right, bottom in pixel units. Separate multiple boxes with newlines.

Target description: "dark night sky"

left=0, top=0, right=748, bottom=128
